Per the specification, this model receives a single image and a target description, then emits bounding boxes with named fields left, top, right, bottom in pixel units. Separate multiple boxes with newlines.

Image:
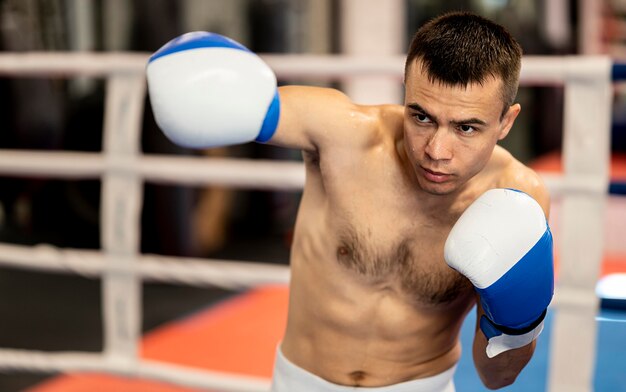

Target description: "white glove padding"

left=444, top=188, right=554, bottom=358
left=146, top=32, right=280, bottom=148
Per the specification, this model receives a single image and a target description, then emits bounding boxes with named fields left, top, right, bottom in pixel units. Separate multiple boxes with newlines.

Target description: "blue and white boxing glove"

left=146, top=32, right=280, bottom=148
left=444, top=188, right=554, bottom=358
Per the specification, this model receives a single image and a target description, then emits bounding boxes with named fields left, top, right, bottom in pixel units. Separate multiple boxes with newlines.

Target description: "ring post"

left=547, top=56, right=613, bottom=392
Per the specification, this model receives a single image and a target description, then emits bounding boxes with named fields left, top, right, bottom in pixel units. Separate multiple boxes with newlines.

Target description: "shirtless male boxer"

left=146, top=12, right=554, bottom=392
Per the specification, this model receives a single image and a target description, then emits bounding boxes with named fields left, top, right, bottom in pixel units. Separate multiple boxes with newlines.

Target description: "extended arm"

left=146, top=32, right=358, bottom=153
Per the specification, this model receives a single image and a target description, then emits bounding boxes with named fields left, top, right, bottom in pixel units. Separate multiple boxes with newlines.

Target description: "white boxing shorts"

left=270, top=347, right=456, bottom=392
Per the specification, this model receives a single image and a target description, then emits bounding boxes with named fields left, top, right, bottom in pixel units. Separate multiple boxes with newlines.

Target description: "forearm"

left=473, top=327, right=535, bottom=389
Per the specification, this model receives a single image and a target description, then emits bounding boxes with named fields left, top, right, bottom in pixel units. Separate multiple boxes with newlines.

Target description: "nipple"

left=337, top=246, right=350, bottom=257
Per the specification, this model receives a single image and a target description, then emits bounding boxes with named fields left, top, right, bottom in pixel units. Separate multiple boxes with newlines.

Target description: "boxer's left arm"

left=472, top=300, right=537, bottom=389
left=472, top=177, right=551, bottom=389
left=445, top=173, right=552, bottom=389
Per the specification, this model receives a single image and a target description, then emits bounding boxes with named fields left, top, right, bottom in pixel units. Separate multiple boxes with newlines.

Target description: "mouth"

left=420, top=166, right=451, bottom=183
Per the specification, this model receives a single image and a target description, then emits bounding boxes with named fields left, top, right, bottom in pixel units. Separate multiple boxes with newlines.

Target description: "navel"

left=348, top=370, right=367, bottom=385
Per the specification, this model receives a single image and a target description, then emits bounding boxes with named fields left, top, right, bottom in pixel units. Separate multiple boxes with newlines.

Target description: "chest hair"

left=335, top=227, right=472, bottom=305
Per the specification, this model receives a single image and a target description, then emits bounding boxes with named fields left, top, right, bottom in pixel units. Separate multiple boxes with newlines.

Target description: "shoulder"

left=493, top=146, right=551, bottom=217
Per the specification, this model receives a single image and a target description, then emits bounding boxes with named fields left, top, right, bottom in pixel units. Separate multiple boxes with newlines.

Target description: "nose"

left=424, top=128, right=453, bottom=161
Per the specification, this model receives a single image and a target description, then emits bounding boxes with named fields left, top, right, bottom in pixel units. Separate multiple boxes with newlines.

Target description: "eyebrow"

left=407, top=103, right=488, bottom=127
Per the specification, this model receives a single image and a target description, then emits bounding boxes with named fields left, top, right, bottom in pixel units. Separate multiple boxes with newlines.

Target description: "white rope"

left=0, top=148, right=605, bottom=196
left=0, top=242, right=289, bottom=289
left=0, top=52, right=613, bottom=83
left=0, top=349, right=270, bottom=392
left=0, top=52, right=147, bottom=76
left=0, top=150, right=305, bottom=190
left=540, top=173, right=608, bottom=196
left=139, top=254, right=290, bottom=288
left=137, top=155, right=305, bottom=190
left=0, top=350, right=108, bottom=374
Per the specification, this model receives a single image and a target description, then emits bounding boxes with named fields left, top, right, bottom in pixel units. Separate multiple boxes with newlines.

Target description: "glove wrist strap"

left=481, top=310, right=547, bottom=358
left=485, top=309, right=547, bottom=336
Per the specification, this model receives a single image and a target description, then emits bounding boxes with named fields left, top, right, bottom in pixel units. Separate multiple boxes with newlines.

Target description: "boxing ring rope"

left=0, top=151, right=306, bottom=189
left=0, top=52, right=619, bottom=392
left=0, top=146, right=604, bottom=196
left=0, top=243, right=290, bottom=289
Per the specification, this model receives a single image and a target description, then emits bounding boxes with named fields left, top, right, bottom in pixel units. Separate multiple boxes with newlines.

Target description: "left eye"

left=459, top=125, right=475, bottom=134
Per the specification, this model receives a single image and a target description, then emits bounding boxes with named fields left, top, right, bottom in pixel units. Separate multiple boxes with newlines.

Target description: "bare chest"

left=304, top=145, right=473, bottom=305
left=333, top=217, right=472, bottom=306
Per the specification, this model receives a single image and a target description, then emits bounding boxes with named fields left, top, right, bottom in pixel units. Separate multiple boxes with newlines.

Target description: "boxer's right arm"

left=270, top=85, right=357, bottom=152
left=146, top=32, right=356, bottom=152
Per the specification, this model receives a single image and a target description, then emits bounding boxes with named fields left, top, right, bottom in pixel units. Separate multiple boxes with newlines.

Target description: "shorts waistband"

left=270, top=347, right=456, bottom=392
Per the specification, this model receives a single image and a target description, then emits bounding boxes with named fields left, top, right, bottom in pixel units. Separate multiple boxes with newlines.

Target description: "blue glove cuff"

left=255, top=91, right=281, bottom=143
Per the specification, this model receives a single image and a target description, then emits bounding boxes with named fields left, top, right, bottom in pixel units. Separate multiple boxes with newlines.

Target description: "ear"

left=498, top=103, right=521, bottom=141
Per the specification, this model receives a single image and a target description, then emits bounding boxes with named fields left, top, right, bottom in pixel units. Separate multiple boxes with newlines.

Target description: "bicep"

left=265, top=85, right=356, bottom=152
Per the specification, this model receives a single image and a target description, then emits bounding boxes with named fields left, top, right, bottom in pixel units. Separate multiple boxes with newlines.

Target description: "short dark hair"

left=405, top=12, right=522, bottom=116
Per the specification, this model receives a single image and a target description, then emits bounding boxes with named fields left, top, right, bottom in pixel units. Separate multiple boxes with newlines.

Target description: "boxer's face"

left=402, top=60, right=520, bottom=196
